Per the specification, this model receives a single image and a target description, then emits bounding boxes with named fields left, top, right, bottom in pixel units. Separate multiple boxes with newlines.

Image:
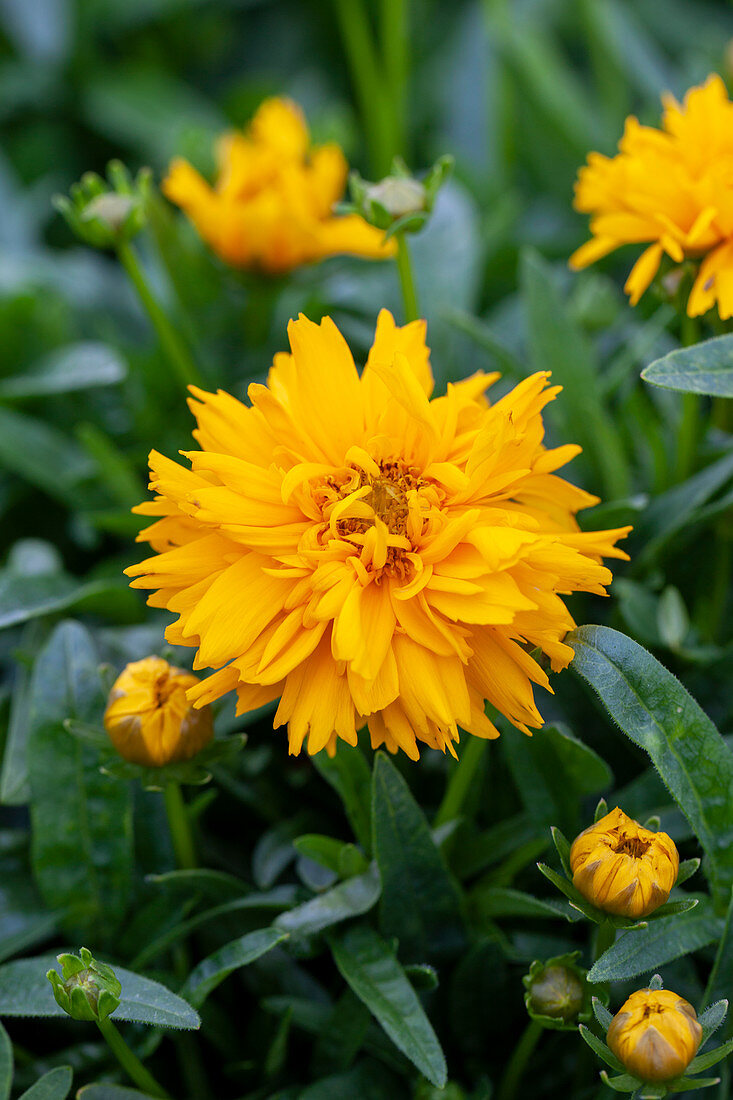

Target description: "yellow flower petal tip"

left=161, top=96, right=395, bottom=273
left=104, top=656, right=214, bottom=768
left=572, top=73, right=733, bottom=318
left=607, top=988, right=702, bottom=1082
left=569, top=807, right=679, bottom=919
left=126, top=310, right=631, bottom=759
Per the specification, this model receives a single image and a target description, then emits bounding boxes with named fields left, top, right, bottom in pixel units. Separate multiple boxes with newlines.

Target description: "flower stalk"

left=395, top=232, right=419, bottom=322
left=495, top=1019, right=542, bottom=1100
left=117, top=241, right=201, bottom=390
left=97, top=1017, right=170, bottom=1099
left=164, top=781, right=197, bottom=870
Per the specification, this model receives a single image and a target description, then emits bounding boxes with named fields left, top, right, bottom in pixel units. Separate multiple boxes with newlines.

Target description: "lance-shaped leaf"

left=27, top=621, right=133, bottom=941
left=569, top=625, right=733, bottom=913
left=588, top=903, right=722, bottom=983
left=0, top=954, right=200, bottom=1030
left=329, top=924, right=447, bottom=1088
left=372, top=753, right=464, bottom=961
left=642, top=334, right=733, bottom=397
left=180, top=928, right=287, bottom=1008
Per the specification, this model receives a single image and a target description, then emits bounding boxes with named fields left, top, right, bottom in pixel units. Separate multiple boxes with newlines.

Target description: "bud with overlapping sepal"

left=47, top=948, right=121, bottom=1022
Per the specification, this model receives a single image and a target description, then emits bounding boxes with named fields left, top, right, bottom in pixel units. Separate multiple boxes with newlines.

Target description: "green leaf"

left=471, top=885, right=573, bottom=921
left=663, top=1076, right=721, bottom=1092
left=312, top=744, right=372, bottom=854
left=631, top=450, right=733, bottom=568
left=593, top=996, right=614, bottom=1031
left=501, top=722, right=612, bottom=835
left=77, top=1086, right=158, bottom=1099
left=293, top=835, right=367, bottom=878
left=598, top=1071, right=638, bottom=1093
left=698, top=1000, right=728, bottom=1040
left=703, top=887, right=733, bottom=1009
left=0, top=407, right=93, bottom=506
left=17, top=1067, right=73, bottom=1100
left=521, top=249, right=630, bottom=498
left=0, top=570, right=128, bottom=632
left=642, top=334, right=733, bottom=397
left=569, top=625, right=733, bottom=911
left=536, top=863, right=603, bottom=923
left=0, top=954, right=200, bottom=1029
left=145, top=869, right=247, bottom=902
left=687, top=1037, right=733, bottom=1074
left=588, top=904, right=722, bottom=982
left=578, top=1025, right=626, bottom=1073
left=0, top=1020, right=11, bottom=1100
left=27, top=622, right=133, bottom=940
left=180, top=928, right=287, bottom=1008
left=1, top=620, right=40, bottom=803
left=329, top=925, right=447, bottom=1088
left=274, top=866, right=381, bottom=938
left=0, top=343, right=126, bottom=400
left=372, top=753, right=464, bottom=960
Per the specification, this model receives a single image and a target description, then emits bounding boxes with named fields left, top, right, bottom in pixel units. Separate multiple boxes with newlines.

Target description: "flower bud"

left=527, top=965, right=585, bottom=1023
left=607, top=988, right=702, bottom=1082
left=569, top=807, right=678, bottom=919
left=53, top=161, right=150, bottom=250
left=104, top=656, right=213, bottom=768
left=47, top=948, right=121, bottom=1022
left=365, top=177, right=427, bottom=220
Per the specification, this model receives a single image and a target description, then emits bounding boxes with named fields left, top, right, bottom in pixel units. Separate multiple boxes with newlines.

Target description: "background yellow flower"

left=163, top=97, right=395, bottom=273
left=571, top=74, right=733, bottom=318
left=127, top=311, right=630, bottom=759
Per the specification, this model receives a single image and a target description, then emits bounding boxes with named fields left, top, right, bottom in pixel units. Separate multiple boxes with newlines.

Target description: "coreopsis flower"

left=570, top=74, right=733, bottom=318
left=104, top=656, right=213, bottom=767
left=607, top=988, right=702, bottom=1082
left=570, top=807, right=679, bottom=919
left=163, top=97, right=394, bottom=273
left=126, top=310, right=630, bottom=759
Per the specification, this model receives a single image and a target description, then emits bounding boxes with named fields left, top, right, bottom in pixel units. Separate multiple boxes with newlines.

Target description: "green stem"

left=380, top=0, right=408, bottom=160
left=496, top=1019, right=542, bottom=1100
left=702, top=886, right=733, bottom=1009
left=593, top=919, right=616, bottom=961
left=333, top=0, right=394, bottom=175
left=395, top=233, right=419, bottom=322
left=675, top=312, right=701, bottom=482
left=117, top=241, right=201, bottom=390
left=164, top=782, right=197, bottom=870
left=97, top=1017, right=170, bottom=1099
left=435, top=737, right=488, bottom=828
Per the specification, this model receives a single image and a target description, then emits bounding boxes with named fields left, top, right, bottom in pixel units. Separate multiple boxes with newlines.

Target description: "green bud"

left=54, top=161, right=151, bottom=250
left=47, top=947, right=121, bottom=1022
left=344, top=154, right=454, bottom=239
left=523, top=952, right=594, bottom=1031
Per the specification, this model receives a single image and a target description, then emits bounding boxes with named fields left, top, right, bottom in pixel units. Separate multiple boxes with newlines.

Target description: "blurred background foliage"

left=0, top=0, right=731, bottom=1097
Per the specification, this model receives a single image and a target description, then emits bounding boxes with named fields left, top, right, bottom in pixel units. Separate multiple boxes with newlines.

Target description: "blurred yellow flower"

left=571, top=74, right=733, bottom=318
left=163, top=97, right=395, bottom=273
left=570, top=807, right=679, bottom=919
left=126, top=310, right=630, bottom=759
left=104, top=656, right=213, bottom=767
left=607, top=988, right=702, bottom=1082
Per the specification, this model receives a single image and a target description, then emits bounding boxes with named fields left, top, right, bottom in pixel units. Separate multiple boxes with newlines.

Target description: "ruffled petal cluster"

left=163, top=97, right=394, bottom=273
left=126, top=310, right=630, bottom=759
left=607, top=989, right=702, bottom=1082
left=571, top=74, right=733, bottom=318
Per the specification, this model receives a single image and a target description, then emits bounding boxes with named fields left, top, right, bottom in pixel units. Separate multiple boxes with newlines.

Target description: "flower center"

left=320, top=458, right=432, bottom=580
left=615, top=835, right=652, bottom=859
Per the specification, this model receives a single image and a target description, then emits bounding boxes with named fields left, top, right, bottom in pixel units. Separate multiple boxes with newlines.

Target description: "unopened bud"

left=47, top=948, right=121, bottom=1022
left=104, top=656, right=213, bottom=767
left=366, top=177, right=427, bottom=220
left=523, top=953, right=591, bottom=1030
left=607, top=987, right=702, bottom=1082
left=570, top=807, right=679, bottom=919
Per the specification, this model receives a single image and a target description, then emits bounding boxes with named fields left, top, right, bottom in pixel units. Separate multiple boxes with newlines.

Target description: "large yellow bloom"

left=163, top=97, right=394, bottom=273
left=570, top=74, right=733, bottom=318
left=126, top=311, right=630, bottom=759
